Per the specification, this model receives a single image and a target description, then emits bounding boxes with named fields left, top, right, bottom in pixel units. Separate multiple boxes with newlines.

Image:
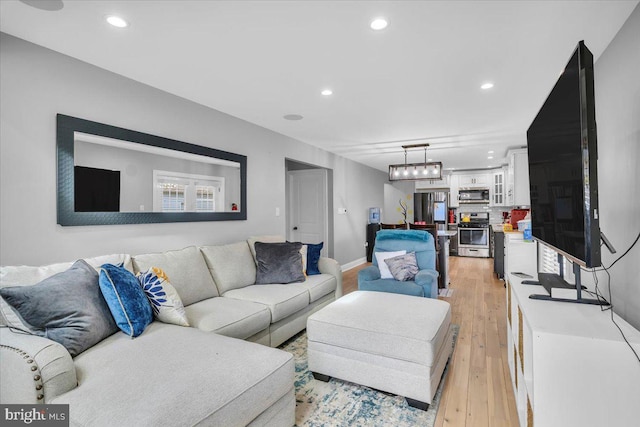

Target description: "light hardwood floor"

left=341, top=256, right=519, bottom=427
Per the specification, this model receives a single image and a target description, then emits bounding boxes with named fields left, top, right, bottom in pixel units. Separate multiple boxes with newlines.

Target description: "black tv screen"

left=74, top=166, right=121, bottom=212
left=526, top=41, right=600, bottom=268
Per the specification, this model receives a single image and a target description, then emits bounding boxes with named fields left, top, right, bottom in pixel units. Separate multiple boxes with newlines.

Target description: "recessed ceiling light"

left=427, top=158, right=433, bottom=161
left=488, top=156, right=494, bottom=159
left=283, top=114, right=303, bottom=121
left=370, top=18, right=388, bottom=30
left=481, top=82, right=494, bottom=90
left=106, top=15, right=128, bottom=28
left=321, top=89, right=333, bottom=96
left=488, top=150, right=494, bottom=154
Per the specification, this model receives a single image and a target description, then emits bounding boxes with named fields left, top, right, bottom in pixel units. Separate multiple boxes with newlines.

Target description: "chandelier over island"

left=388, top=143, right=443, bottom=181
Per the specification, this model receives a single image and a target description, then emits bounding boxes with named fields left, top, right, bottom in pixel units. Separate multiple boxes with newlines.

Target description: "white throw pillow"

left=137, top=267, right=189, bottom=327
left=375, top=250, right=407, bottom=279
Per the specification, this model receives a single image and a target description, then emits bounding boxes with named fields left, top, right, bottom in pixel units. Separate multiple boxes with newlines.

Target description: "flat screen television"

left=74, top=166, right=121, bottom=212
left=525, top=41, right=606, bottom=305
left=527, top=40, right=600, bottom=269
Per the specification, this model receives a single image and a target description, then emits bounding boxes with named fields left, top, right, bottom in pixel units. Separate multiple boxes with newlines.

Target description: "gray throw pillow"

left=0, top=259, right=118, bottom=357
left=384, top=252, right=420, bottom=281
left=254, top=242, right=305, bottom=284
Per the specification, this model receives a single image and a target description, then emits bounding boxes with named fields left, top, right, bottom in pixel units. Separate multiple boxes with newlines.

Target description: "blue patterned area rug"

left=279, top=324, right=459, bottom=427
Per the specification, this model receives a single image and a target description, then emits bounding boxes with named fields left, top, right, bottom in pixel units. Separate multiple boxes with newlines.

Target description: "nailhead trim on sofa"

left=0, top=343, right=44, bottom=401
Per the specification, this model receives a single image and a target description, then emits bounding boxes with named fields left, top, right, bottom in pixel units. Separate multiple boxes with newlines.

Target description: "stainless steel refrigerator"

left=413, top=192, right=448, bottom=224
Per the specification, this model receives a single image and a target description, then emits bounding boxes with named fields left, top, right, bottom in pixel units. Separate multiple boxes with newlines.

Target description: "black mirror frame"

left=57, top=114, right=247, bottom=226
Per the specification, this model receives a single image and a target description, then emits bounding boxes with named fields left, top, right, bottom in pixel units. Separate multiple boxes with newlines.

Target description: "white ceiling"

left=1, top=0, right=637, bottom=173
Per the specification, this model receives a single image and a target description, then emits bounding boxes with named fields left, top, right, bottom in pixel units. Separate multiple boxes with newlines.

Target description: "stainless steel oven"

left=458, top=212, right=490, bottom=257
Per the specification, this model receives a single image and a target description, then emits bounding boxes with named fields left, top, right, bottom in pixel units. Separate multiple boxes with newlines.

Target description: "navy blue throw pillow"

left=305, top=242, right=324, bottom=275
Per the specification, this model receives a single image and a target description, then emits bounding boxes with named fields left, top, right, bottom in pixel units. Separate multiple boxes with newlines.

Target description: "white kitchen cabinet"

left=449, top=174, right=459, bottom=207
left=506, top=149, right=530, bottom=206
left=490, top=169, right=506, bottom=206
left=506, top=267, right=640, bottom=427
left=415, top=174, right=449, bottom=191
left=457, top=172, right=490, bottom=188
left=507, top=156, right=515, bottom=205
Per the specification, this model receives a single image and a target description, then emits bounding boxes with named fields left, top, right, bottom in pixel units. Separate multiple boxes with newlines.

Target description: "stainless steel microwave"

left=458, top=188, right=489, bottom=204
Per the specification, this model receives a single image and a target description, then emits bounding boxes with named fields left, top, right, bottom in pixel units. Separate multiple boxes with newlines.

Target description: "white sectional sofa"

left=0, top=236, right=342, bottom=426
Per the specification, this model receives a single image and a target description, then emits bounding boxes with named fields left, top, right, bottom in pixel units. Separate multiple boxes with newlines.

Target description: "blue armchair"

left=358, top=229, right=439, bottom=298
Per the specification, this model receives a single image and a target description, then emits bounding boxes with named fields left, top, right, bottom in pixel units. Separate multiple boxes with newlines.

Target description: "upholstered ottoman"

left=307, top=290, right=453, bottom=410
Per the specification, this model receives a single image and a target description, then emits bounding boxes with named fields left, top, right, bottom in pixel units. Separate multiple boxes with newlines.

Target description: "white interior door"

left=288, top=169, right=328, bottom=256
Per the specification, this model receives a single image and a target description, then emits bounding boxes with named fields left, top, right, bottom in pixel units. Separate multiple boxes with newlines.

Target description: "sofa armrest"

left=357, top=265, right=381, bottom=284
left=0, top=328, right=77, bottom=403
left=318, top=257, right=343, bottom=298
left=414, top=269, right=439, bottom=299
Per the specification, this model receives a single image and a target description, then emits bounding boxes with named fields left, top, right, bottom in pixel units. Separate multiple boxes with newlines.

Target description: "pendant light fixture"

left=388, top=143, right=443, bottom=181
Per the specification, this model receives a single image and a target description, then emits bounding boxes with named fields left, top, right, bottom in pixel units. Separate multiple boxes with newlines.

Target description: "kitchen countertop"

left=438, top=230, right=457, bottom=237
left=491, top=224, right=526, bottom=234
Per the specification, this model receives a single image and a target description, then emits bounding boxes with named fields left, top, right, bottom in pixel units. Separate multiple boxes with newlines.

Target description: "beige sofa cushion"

left=223, top=284, right=309, bottom=323
left=133, top=246, right=218, bottom=306
left=184, top=297, right=270, bottom=340
left=288, top=274, right=337, bottom=303
left=51, top=322, right=294, bottom=427
left=200, top=242, right=256, bottom=294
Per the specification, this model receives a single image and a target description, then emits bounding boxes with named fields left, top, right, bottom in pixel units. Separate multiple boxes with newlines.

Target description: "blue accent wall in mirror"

left=57, top=114, right=247, bottom=225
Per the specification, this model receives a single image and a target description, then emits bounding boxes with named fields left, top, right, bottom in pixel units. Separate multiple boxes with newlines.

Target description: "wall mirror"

left=57, top=114, right=247, bottom=226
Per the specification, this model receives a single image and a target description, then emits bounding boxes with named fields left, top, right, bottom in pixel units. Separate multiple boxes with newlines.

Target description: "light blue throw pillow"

left=99, top=263, right=152, bottom=337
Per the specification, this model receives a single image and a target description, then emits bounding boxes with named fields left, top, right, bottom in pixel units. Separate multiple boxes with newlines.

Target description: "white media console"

left=505, top=235, right=640, bottom=427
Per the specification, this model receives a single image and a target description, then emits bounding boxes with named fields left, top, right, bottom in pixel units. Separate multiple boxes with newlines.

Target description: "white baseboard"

left=341, top=257, right=367, bottom=272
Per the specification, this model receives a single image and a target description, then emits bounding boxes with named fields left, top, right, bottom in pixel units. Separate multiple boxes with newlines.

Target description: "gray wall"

left=589, top=4, right=640, bottom=329
left=0, top=33, right=387, bottom=267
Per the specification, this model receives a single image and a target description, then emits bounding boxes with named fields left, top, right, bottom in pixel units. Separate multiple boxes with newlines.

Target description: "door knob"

left=293, top=227, right=298, bottom=230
